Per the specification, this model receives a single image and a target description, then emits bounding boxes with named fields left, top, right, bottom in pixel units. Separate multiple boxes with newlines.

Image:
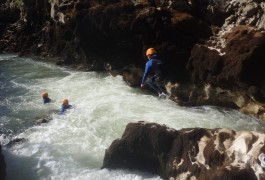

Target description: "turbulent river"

left=0, top=54, right=265, bottom=180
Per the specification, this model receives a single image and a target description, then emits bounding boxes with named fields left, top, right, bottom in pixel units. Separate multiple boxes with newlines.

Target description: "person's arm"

left=141, top=60, right=152, bottom=86
left=58, top=106, right=65, bottom=115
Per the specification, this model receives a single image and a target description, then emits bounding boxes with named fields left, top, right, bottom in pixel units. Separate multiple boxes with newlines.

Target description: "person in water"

left=59, top=98, right=72, bottom=115
left=42, top=92, right=51, bottom=104
left=141, top=48, right=168, bottom=98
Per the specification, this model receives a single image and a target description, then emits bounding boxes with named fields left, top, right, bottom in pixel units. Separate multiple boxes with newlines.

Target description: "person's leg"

left=146, top=76, right=164, bottom=94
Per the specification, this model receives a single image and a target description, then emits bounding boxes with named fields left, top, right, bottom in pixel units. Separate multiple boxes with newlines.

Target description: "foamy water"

left=1, top=54, right=264, bottom=180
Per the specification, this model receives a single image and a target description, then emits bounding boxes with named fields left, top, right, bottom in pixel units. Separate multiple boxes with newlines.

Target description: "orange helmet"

left=146, top=48, right=156, bottom=56
left=42, top=92, right=48, bottom=98
left=61, top=98, right=69, bottom=105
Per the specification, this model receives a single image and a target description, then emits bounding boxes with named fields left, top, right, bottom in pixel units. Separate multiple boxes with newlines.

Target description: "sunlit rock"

left=184, top=0, right=265, bottom=120
left=103, top=121, right=265, bottom=180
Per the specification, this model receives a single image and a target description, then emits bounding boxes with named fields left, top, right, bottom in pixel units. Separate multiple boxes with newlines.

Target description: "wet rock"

left=103, top=121, right=265, bottom=180
left=166, top=82, right=265, bottom=120
left=105, top=63, right=143, bottom=87
left=166, top=82, right=239, bottom=107
left=102, top=121, right=178, bottom=175
left=0, top=145, right=6, bottom=180
left=240, top=102, right=265, bottom=120
left=6, top=138, right=27, bottom=147
left=56, top=60, right=65, bottom=66
left=35, top=116, right=53, bottom=125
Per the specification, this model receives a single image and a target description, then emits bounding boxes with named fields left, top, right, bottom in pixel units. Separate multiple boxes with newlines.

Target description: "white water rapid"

left=1, top=54, right=265, bottom=180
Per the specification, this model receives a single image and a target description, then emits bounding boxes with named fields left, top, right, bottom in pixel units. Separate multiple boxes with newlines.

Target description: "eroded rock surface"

left=184, top=0, right=265, bottom=120
left=103, top=121, right=265, bottom=180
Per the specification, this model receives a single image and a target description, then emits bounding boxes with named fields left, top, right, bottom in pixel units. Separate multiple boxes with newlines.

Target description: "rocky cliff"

left=0, top=0, right=265, bottom=120
left=103, top=121, right=265, bottom=180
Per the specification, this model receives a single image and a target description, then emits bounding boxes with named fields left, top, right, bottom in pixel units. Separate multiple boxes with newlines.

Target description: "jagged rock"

left=105, top=63, right=143, bottom=87
left=187, top=0, right=265, bottom=89
left=6, top=138, right=27, bottom=147
left=188, top=26, right=265, bottom=88
left=225, top=0, right=265, bottom=29
left=184, top=0, right=265, bottom=120
left=103, top=121, right=265, bottom=180
left=0, top=0, right=210, bottom=73
left=1, top=0, right=265, bottom=120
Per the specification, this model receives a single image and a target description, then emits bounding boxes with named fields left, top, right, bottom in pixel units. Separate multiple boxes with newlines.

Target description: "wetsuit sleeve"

left=58, top=106, right=65, bottom=115
left=141, top=60, right=152, bottom=84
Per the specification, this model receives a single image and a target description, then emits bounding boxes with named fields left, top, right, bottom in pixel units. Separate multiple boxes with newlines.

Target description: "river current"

left=0, top=54, right=264, bottom=180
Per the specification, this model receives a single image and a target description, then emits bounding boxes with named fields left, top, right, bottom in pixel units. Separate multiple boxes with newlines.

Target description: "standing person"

left=59, top=98, right=72, bottom=115
left=42, top=92, right=51, bottom=104
left=141, top=48, right=168, bottom=98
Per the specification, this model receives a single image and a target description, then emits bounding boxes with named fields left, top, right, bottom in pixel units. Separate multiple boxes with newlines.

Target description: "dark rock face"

left=0, top=145, right=6, bottom=180
left=103, top=122, right=265, bottom=180
left=0, top=0, right=265, bottom=120
left=0, top=1, right=20, bottom=52
left=0, top=0, right=211, bottom=75
left=188, top=26, right=265, bottom=88
left=223, top=26, right=265, bottom=87
left=0, top=0, right=51, bottom=54
left=182, top=0, right=265, bottom=120
left=102, top=121, right=178, bottom=176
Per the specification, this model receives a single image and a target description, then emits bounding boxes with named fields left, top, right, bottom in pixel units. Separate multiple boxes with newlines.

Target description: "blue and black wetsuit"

left=141, top=55, right=165, bottom=94
left=43, top=97, right=51, bottom=104
left=59, top=104, right=72, bottom=115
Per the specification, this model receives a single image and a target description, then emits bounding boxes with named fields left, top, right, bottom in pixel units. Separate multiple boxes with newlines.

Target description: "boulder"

left=103, top=122, right=265, bottom=180
left=105, top=63, right=143, bottom=87
left=35, top=116, right=52, bottom=125
left=102, top=121, right=178, bottom=176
